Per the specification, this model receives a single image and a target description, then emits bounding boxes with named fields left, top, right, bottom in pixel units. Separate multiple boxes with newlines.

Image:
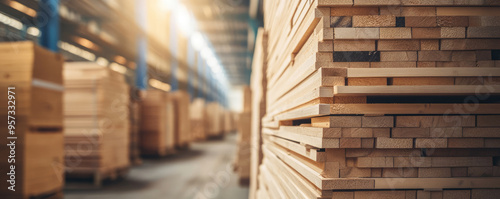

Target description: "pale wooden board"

left=334, top=85, right=500, bottom=96
left=347, top=68, right=500, bottom=78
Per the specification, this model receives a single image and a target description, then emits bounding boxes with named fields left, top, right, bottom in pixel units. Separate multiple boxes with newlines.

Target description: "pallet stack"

left=63, top=62, right=130, bottom=186
left=172, top=91, right=192, bottom=148
left=206, top=102, right=224, bottom=138
left=0, top=42, right=64, bottom=199
left=140, top=89, right=176, bottom=156
left=249, top=28, right=268, bottom=199
left=256, top=1, right=500, bottom=198
left=190, top=98, right=207, bottom=141
left=235, top=86, right=252, bottom=185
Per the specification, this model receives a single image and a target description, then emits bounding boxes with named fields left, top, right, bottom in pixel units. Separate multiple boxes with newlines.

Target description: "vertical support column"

left=170, top=13, right=179, bottom=91
left=187, top=37, right=195, bottom=100
left=197, top=52, right=204, bottom=99
left=135, top=0, right=148, bottom=89
left=38, top=0, right=59, bottom=52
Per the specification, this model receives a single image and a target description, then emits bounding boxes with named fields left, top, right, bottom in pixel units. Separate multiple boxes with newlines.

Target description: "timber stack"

left=140, top=89, right=176, bottom=156
left=235, top=86, right=252, bottom=185
left=0, top=41, right=64, bottom=199
left=190, top=98, right=208, bottom=141
left=254, top=1, right=500, bottom=198
left=63, top=62, right=130, bottom=186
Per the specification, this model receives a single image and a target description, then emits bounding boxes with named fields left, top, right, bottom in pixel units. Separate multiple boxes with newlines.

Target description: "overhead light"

left=96, top=57, right=109, bottom=66
left=9, top=1, right=36, bottom=17
left=114, top=55, right=127, bottom=65
left=175, top=4, right=195, bottom=36
left=149, top=79, right=171, bottom=92
left=191, top=32, right=206, bottom=51
left=75, top=37, right=96, bottom=50
left=27, top=27, right=39, bottom=36
left=109, top=62, right=127, bottom=74
left=159, top=0, right=178, bottom=12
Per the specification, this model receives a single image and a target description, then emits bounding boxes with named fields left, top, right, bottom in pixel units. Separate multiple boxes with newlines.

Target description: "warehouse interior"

left=1, top=0, right=500, bottom=199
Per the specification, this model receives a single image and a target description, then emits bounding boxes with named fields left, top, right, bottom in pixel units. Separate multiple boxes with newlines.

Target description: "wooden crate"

left=206, top=102, right=224, bottom=138
left=140, top=89, right=176, bottom=156
left=254, top=1, right=500, bottom=198
left=172, top=90, right=192, bottom=148
left=63, top=62, right=130, bottom=186
left=0, top=41, right=64, bottom=198
left=190, top=98, right=207, bottom=141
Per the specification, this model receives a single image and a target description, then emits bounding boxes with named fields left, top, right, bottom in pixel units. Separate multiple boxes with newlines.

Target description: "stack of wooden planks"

left=140, top=89, right=176, bottom=156
left=235, top=86, right=253, bottom=185
left=255, top=1, right=500, bottom=198
left=172, top=90, right=192, bottom=148
left=129, top=88, right=142, bottom=164
left=249, top=28, right=268, bottom=199
left=190, top=98, right=207, bottom=141
left=63, top=62, right=130, bottom=186
left=0, top=41, right=64, bottom=198
left=206, top=102, right=225, bottom=138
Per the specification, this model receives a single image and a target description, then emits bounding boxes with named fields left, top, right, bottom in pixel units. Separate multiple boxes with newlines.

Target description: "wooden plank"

left=333, top=85, right=500, bottom=96
left=347, top=68, right=500, bottom=78
left=330, top=104, right=500, bottom=115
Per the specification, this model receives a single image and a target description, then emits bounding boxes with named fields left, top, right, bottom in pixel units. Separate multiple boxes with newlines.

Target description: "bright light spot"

left=110, top=62, right=128, bottom=74
left=114, top=55, right=127, bottom=65
left=96, top=57, right=109, bottom=66
left=9, top=1, right=36, bottom=17
left=159, top=0, right=178, bottom=11
left=27, top=27, right=39, bottom=36
left=176, top=4, right=195, bottom=36
left=149, top=79, right=171, bottom=92
left=191, top=32, right=206, bottom=51
left=75, top=37, right=95, bottom=49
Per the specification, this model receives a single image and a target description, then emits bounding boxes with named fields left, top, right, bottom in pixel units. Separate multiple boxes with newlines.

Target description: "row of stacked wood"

left=235, top=86, right=253, bottom=184
left=0, top=41, right=236, bottom=197
left=251, top=1, right=500, bottom=199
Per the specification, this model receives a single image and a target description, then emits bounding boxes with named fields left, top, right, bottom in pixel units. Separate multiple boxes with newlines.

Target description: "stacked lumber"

left=249, top=28, right=268, bottom=199
left=206, top=102, right=224, bottom=138
left=256, top=1, right=500, bottom=198
left=190, top=98, right=207, bottom=141
left=140, top=89, right=175, bottom=156
left=129, top=88, right=142, bottom=164
left=172, top=90, right=192, bottom=148
left=0, top=41, right=64, bottom=198
left=235, top=86, right=252, bottom=185
left=63, top=62, right=130, bottom=186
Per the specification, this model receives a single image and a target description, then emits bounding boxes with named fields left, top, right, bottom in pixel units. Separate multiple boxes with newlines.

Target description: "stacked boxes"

left=0, top=42, right=64, bottom=198
left=63, top=62, right=130, bottom=186
left=255, top=1, right=500, bottom=198
left=190, top=98, right=207, bottom=141
left=172, top=90, right=192, bottom=148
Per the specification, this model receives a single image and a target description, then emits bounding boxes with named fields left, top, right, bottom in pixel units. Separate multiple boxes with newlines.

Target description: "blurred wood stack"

left=140, top=89, right=176, bottom=156
left=190, top=98, right=207, bottom=141
left=0, top=42, right=64, bottom=199
left=172, top=90, right=192, bottom=148
left=249, top=28, right=268, bottom=199
left=255, top=1, right=500, bottom=198
left=235, top=86, right=252, bottom=185
left=63, top=62, right=130, bottom=186
left=129, top=88, right=142, bottom=164
left=206, top=102, right=224, bottom=139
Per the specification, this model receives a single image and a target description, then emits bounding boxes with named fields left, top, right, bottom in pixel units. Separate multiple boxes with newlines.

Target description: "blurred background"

left=0, top=0, right=263, bottom=198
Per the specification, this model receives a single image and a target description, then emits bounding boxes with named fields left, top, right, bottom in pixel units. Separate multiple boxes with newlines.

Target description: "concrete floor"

left=64, top=133, right=249, bottom=199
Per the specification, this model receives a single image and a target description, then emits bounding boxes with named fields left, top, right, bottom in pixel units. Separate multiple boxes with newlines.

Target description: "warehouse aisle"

left=64, top=133, right=249, bottom=199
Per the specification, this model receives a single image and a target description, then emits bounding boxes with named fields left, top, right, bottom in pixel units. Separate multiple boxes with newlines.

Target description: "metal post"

left=135, top=0, right=148, bottom=89
left=170, top=13, right=179, bottom=91
left=38, top=0, right=59, bottom=52
left=187, top=37, right=195, bottom=100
